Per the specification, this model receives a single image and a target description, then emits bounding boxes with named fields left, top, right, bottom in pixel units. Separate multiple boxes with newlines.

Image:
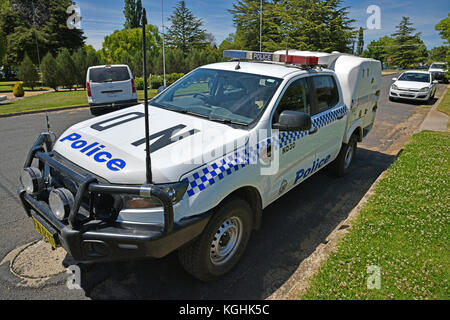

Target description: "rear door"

left=310, top=75, right=347, bottom=162
left=89, top=66, right=134, bottom=104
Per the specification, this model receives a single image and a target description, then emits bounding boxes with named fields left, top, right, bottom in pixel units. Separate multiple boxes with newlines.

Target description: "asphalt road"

left=0, top=75, right=444, bottom=299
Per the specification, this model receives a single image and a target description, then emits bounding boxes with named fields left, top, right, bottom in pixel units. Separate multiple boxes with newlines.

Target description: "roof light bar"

left=223, top=50, right=319, bottom=66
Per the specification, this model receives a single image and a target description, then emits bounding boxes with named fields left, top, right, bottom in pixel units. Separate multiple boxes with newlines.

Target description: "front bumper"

left=389, top=89, right=431, bottom=101
left=89, top=99, right=138, bottom=110
left=18, top=133, right=211, bottom=263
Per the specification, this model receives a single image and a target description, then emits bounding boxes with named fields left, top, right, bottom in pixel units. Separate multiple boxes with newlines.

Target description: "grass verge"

left=437, top=87, right=450, bottom=116
left=301, top=131, right=449, bottom=300
left=0, top=89, right=157, bottom=115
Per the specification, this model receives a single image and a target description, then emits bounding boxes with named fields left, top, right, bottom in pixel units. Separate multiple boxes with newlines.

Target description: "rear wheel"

left=178, top=197, right=253, bottom=282
left=332, top=134, right=358, bottom=177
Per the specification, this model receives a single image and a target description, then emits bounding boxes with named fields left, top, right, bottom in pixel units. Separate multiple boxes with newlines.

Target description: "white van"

left=86, top=65, right=138, bottom=116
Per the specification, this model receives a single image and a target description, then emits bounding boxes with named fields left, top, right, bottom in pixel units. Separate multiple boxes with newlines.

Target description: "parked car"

left=86, top=65, right=138, bottom=116
left=389, top=71, right=438, bottom=103
left=428, top=62, right=448, bottom=83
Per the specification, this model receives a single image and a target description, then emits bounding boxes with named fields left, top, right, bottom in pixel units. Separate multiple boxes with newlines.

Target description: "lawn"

left=301, top=131, right=450, bottom=300
left=0, top=89, right=157, bottom=115
left=437, top=87, right=450, bottom=117
left=0, top=81, right=50, bottom=93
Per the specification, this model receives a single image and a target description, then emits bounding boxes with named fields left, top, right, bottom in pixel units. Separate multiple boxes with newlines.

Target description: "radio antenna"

left=142, top=8, right=153, bottom=184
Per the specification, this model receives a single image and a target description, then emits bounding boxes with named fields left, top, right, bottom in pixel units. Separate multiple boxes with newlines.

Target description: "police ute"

left=18, top=49, right=381, bottom=281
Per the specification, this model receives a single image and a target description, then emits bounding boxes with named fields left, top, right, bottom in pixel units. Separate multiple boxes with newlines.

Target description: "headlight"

left=21, top=167, right=45, bottom=195
left=123, top=181, right=188, bottom=209
left=420, top=87, right=430, bottom=92
left=49, top=188, right=74, bottom=221
left=391, top=84, right=398, bottom=90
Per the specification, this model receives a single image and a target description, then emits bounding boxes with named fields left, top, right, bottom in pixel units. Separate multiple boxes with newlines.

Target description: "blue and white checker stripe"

left=184, top=105, right=347, bottom=197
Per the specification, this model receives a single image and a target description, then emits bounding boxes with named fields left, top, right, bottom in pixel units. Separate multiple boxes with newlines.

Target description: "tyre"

left=332, top=134, right=358, bottom=177
left=389, top=96, right=396, bottom=102
left=178, top=197, right=253, bottom=282
left=90, top=107, right=102, bottom=116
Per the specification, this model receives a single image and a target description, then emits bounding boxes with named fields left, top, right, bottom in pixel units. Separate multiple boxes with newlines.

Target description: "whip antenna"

left=142, top=8, right=153, bottom=184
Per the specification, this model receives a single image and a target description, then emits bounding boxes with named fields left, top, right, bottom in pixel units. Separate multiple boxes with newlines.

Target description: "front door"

left=265, top=76, right=319, bottom=204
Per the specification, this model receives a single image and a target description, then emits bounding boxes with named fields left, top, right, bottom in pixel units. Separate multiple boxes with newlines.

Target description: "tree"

left=435, top=13, right=450, bottom=77
left=356, top=27, right=364, bottom=56
left=436, top=13, right=450, bottom=44
left=390, top=17, right=428, bottom=68
left=0, top=0, right=85, bottom=68
left=72, top=47, right=88, bottom=88
left=41, top=52, right=59, bottom=91
left=56, top=48, right=77, bottom=90
left=231, top=0, right=355, bottom=53
left=124, top=0, right=142, bottom=29
left=428, top=46, right=449, bottom=64
left=100, top=25, right=161, bottom=65
left=18, top=54, right=39, bottom=90
left=363, top=36, right=395, bottom=65
left=166, top=0, right=207, bottom=52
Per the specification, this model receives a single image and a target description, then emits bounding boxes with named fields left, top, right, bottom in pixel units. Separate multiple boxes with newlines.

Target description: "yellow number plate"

left=32, top=217, right=57, bottom=249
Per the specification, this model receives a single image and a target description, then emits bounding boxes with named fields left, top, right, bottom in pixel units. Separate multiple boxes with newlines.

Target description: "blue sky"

left=76, top=0, right=450, bottom=50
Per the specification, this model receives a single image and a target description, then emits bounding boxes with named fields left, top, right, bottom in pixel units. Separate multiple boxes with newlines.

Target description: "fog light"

left=49, top=188, right=74, bottom=221
left=21, top=167, right=44, bottom=195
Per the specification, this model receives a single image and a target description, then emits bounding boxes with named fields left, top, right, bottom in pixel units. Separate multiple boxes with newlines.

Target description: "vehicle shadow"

left=73, top=148, right=396, bottom=300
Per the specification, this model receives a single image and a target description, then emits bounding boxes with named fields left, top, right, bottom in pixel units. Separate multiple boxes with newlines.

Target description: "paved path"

left=419, top=85, right=449, bottom=132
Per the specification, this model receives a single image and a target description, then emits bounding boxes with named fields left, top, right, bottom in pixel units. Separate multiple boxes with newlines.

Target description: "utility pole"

left=162, top=0, right=167, bottom=87
left=260, top=0, right=262, bottom=52
left=31, top=1, right=42, bottom=87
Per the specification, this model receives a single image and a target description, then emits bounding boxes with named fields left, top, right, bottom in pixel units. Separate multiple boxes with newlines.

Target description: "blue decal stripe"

left=185, top=105, right=347, bottom=197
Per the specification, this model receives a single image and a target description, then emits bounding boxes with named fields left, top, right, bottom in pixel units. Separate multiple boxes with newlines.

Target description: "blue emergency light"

left=223, top=50, right=319, bottom=65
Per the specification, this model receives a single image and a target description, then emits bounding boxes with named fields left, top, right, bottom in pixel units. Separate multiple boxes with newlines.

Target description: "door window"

left=273, top=78, right=311, bottom=123
left=312, top=76, right=339, bottom=114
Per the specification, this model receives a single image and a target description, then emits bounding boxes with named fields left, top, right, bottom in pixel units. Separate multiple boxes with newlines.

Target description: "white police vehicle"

left=19, top=50, right=381, bottom=281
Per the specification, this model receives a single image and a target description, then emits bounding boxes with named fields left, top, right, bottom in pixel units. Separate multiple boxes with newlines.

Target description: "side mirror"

left=157, top=86, right=167, bottom=94
left=273, top=110, right=312, bottom=132
left=392, top=78, right=397, bottom=81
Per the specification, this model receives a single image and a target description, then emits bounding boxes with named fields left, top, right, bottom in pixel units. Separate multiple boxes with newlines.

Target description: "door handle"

left=309, top=127, right=318, bottom=135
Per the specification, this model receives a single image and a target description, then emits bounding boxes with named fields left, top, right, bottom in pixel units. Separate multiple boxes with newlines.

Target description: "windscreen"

left=398, top=73, right=430, bottom=83
left=152, top=68, right=283, bottom=125
left=430, top=63, right=446, bottom=69
left=89, top=67, right=130, bottom=83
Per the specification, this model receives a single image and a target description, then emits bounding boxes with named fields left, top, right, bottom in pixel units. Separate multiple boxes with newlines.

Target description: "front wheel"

left=331, top=135, right=358, bottom=177
left=178, top=197, right=253, bottom=282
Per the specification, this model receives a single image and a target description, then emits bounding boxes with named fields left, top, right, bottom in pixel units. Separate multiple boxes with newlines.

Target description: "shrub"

left=13, top=82, right=24, bottom=97
left=134, top=77, right=145, bottom=90
left=150, top=75, right=164, bottom=89
left=41, top=53, right=60, bottom=91
left=18, top=55, right=39, bottom=90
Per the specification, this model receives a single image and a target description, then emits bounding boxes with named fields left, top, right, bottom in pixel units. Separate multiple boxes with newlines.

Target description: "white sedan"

left=389, top=71, right=438, bottom=103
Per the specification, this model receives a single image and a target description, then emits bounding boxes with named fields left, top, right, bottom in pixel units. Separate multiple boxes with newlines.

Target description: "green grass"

left=0, top=81, right=51, bottom=93
left=301, top=131, right=450, bottom=300
left=438, top=88, right=450, bottom=117
left=0, top=88, right=158, bottom=115
left=0, top=90, right=88, bottom=115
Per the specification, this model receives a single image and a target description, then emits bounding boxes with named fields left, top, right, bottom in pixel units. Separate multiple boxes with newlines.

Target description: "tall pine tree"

left=123, top=0, right=142, bottom=29
left=166, top=0, right=207, bottom=52
left=390, top=17, right=428, bottom=68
